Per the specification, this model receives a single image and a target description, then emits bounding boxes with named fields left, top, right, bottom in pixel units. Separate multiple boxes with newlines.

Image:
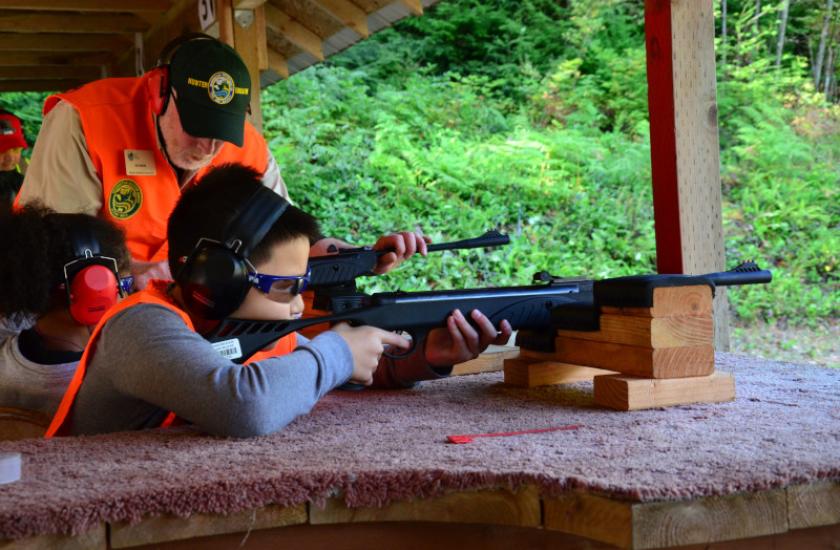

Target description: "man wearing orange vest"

left=46, top=164, right=510, bottom=438
left=16, top=35, right=428, bottom=290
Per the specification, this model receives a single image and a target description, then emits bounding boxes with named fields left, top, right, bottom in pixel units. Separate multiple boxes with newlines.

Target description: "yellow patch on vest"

left=108, top=179, right=143, bottom=220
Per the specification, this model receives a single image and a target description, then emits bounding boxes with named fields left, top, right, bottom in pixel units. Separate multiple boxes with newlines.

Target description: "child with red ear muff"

left=0, top=204, right=129, bottom=420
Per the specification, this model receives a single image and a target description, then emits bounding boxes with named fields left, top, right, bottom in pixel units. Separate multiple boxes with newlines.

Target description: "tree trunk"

left=755, top=0, right=762, bottom=32
left=722, top=0, right=728, bottom=68
left=814, top=0, right=835, bottom=89
left=776, top=0, right=792, bottom=68
left=825, top=46, right=836, bottom=99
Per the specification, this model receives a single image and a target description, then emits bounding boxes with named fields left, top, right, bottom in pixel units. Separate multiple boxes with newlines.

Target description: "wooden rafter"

left=0, top=11, right=150, bottom=33
left=264, top=2, right=323, bottom=61
left=0, top=52, right=112, bottom=67
left=0, top=65, right=101, bottom=80
left=0, top=33, right=130, bottom=52
left=0, top=79, right=84, bottom=91
left=0, top=1, right=172, bottom=12
left=306, top=0, right=368, bottom=38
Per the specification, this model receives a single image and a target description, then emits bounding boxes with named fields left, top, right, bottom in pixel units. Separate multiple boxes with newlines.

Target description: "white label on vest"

left=211, top=338, right=243, bottom=361
left=124, top=149, right=157, bottom=176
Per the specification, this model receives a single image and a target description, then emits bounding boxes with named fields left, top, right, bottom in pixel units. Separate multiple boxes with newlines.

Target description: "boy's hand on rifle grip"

left=371, top=231, right=431, bottom=274
left=332, top=323, right=411, bottom=385
left=424, top=309, right=512, bottom=367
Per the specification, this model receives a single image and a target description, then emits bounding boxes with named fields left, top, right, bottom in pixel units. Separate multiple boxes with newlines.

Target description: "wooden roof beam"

left=0, top=11, right=150, bottom=33
left=267, top=47, right=289, bottom=79
left=400, top=0, right=423, bottom=16
left=0, top=52, right=113, bottom=67
left=264, top=3, right=323, bottom=61
left=0, top=33, right=131, bottom=52
left=0, top=66, right=102, bottom=80
left=309, top=0, right=369, bottom=38
left=0, top=1, right=172, bottom=12
left=0, top=79, right=84, bottom=92
left=234, top=0, right=268, bottom=8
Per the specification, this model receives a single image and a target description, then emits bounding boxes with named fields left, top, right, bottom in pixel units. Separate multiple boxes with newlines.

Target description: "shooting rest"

left=506, top=278, right=735, bottom=411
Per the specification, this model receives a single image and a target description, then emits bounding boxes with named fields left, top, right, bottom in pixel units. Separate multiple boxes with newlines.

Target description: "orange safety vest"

left=45, top=280, right=297, bottom=438
left=42, top=74, right=269, bottom=263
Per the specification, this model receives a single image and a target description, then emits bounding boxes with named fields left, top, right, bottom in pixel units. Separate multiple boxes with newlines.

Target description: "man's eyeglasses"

left=247, top=266, right=310, bottom=298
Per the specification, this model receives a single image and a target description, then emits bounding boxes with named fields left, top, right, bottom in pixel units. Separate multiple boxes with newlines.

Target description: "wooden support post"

left=645, top=0, right=729, bottom=349
left=232, top=5, right=265, bottom=130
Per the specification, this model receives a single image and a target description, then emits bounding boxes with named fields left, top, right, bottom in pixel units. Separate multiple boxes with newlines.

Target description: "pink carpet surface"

left=0, top=352, right=838, bottom=540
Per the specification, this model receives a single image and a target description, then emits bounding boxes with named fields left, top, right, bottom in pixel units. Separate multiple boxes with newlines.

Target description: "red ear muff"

left=68, top=265, right=120, bottom=326
left=147, top=66, right=170, bottom=116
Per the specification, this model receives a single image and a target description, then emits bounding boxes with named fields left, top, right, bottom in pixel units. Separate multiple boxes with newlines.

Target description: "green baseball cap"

left=169, top=39, right=251, bottom=147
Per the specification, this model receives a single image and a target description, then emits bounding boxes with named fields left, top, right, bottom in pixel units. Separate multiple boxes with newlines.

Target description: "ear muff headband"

left=179, top=187, right=290, bottom=320
left=63, top=226, right=123, bottom=326
left=149, top=32, right=217, bottom=116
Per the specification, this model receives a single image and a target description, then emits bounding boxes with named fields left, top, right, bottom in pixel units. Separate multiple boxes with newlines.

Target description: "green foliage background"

left=2, top=0, right=837, bottom=325
left=261, top=0, right=839, bottom=324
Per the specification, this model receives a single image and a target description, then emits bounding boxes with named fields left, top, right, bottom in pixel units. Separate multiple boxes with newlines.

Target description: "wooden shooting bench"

left=0, top=348, right=838, bottom=550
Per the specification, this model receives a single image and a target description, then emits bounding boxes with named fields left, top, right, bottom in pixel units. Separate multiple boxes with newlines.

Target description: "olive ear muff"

left=68, top=265, right=120, bottom=326
left=177, top=186, right=290, bottom=320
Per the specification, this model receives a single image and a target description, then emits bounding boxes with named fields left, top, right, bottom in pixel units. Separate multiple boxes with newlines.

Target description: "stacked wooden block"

left=504, top=284, right=735, bottom=410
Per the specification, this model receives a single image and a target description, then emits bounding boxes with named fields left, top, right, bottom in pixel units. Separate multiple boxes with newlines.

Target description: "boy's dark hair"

left=0, top=204, right=129, bottom=318
left=168, top=163, right=322, bottom=271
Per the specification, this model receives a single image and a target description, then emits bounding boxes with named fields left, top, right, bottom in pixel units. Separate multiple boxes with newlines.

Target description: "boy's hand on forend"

left=371, top=231, right=431, bottom=274
left=332, top=323, right=410, bottom=385
left=424, top=309, right=512, bottom=367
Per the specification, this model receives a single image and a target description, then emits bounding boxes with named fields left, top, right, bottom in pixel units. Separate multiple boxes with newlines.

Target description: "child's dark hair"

left=168, top=163, right=322, bottom=271
left=0, top=204, right=129, bottom=318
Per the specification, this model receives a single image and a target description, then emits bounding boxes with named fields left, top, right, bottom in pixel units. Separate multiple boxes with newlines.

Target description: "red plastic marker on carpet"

left=446, top=424, right=582, bottom=444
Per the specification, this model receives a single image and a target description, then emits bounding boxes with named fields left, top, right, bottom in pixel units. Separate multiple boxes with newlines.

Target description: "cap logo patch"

left=108, top=179, right=143, bottom=220
left=208, top=71, right=235, bottom=105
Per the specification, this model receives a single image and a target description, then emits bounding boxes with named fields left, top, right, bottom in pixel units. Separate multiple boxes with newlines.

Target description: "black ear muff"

left=177, top=186, right=290, bottom=320
left=150, top=32, right=217, bottom=116
left=178, top=240, right=251, bottom=320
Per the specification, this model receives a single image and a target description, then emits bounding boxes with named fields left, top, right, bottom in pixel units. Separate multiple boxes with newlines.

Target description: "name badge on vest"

left=124, top=150, right=156, bottom=176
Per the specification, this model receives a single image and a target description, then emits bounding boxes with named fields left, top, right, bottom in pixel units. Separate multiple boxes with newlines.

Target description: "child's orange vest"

left=45, top=281, right=296, bottom=437
left=40, top=74, right=269, bottom=263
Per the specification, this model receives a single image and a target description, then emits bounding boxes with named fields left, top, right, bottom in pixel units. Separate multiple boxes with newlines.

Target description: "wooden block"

left=503, top=357, right=616, bottom=387
left=0, top=525, right=106, bottom=550
left=452, top=345, right=520, bottom=376
left=545, top=489, right=788, bottom=549
left=593, top=371, right=735, bottom=411
left=109, top=504, right=307, bottom=548
left=787, top=481, right=840, bottom=529
left=600, top=285, right=713, bottom=318
left=556, top=314, right=713, bottom=348
left=553, top=337, right=714, bottom=378
left=310, top=486, right=541, bottom=527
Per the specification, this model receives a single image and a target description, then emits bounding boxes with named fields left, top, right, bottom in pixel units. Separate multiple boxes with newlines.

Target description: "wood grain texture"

left=310, top=486, right=541, bottom=527
left=632, top=489, right=788, bottom=548
left=600, top=285, right=713, bottom=318
left=452, top=345, right=520, bottom=376
left=593, top=371, right=735, bottom=411
left=553, top=338, right=714, bottom=378
left=556, top=314, right=713, bottom=348
left=546, top=489, right=788, bottom=549
left=503, top=357, right=616, bottom=387
left=787, top=481, right=840, bottom=529
left=0, top=525, right=106, bottom=550
left=110, top=504, right=306, bottom=548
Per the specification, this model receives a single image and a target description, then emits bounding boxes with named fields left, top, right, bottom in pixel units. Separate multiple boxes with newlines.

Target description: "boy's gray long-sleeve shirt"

left=70, top=303, right=354, bottom=438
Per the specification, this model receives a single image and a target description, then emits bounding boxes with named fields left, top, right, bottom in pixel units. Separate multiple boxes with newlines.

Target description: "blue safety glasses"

left=247, top=266, right=311, bottom=298
left=119, top=275, right=135, bottom=296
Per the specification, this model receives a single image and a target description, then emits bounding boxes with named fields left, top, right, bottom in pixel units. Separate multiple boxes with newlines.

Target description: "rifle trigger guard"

left=383, top=331, right=419, bottom=360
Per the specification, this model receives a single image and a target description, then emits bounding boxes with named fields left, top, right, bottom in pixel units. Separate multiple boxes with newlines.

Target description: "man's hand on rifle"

left=371, top=231, right=431, bottom=274
left=424, top=309, right=513, bottom=367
